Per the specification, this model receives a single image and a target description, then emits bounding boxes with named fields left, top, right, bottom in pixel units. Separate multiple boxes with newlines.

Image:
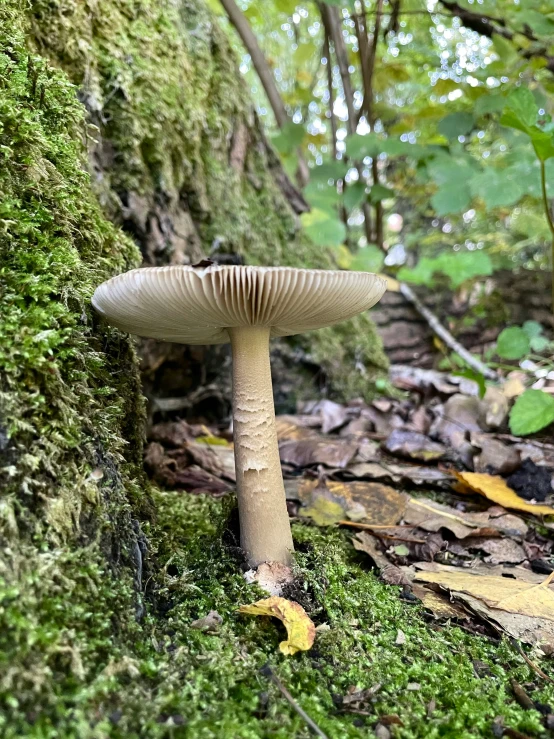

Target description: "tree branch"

left=220, top=0, right=309, bottom=186
left=321, top=2, right=374, bottom=244
left=399, top=281, right=498, bottom=380
left=438, top=0, right=554, bottom=74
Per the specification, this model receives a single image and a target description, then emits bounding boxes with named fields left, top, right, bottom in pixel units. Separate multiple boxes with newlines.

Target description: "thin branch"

left=438, top=0, right=554, bottom=74
left=321, top=2, right=373, bottom=244
left=540, top=159, right=554, bottom=314
left=398, top=281, right=499, bottom=380
left=220, top=0, right=309, bottom=187
left=260, top=665, right=329, bottom=739
left=323, top=29, right=338, bottom=159
left=323, top=4, right=356, bottom=130
left=220, top=0, right=287, bottom=127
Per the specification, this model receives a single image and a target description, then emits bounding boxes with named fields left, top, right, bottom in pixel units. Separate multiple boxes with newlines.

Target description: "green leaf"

left=522, top=320, right=543, bottom=338
left=272, top=122, right=305, bottom=155
left=343, top=182, right=367, bottom=211
left=398, top=251, right=492, bottom=289
left=470, top=169, right=526, bottom=208
left=274, top=0, right=298, bottom=13
left=310, top=161, right=349, bottom=183
left=369, top=184, right=395, bottom=203
left=436, top=251, right=493, bottom=289
left=345, top=133, right=381, bottom=160
left=431, top=183, right=472, bottom=215
left=492, top=34, right=519, bottom=66
left=304, top=181, right=340, bottom=215
left=502, top=87, right=538, bottom=132
left=301, top=209, right=346, bottom=247
left=509, top=389, right=554, bottom=436
left=517, top=9, right=554, bottom=37
left=438, top=112, right=475, bottom=140
left=496, top=326, right=530, bottom=360
left=348, top=245, right=384, bottom=273
left=452, top=369, right=486, bottom=399
left=474, top=93, right=507, bottom=117
left=530, top=335, right=551, bottom=353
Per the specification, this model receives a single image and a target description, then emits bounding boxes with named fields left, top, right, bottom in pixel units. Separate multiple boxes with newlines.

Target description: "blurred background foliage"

left=211, top=0, right=554, bottom=285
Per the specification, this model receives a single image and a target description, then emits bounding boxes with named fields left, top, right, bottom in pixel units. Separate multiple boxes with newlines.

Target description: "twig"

left=339, top=521, right=426, bottom=543
left=260, top=664, right=329, bottom=738
left=539, top=159, right=554, bottom=314
left=322, top=26, right=337, bottom=159
left=398, top=281, right=498, bottom=380
left=510, top=639, right=554, bottom=684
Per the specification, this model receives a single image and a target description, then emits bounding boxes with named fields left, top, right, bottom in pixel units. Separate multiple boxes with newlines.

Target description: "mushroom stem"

left=229, top=326, right=294, bottom=567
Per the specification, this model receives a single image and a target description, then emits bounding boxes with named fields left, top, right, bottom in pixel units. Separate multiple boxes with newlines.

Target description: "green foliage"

left=438, top=112, right=475, bottom=140
left=496, top=327, right=531, bottom=360
left=501, top=88, right=554, bottom=162
left=398, top=250, right=493, bottom=289
left=300, top=208, right=346, bottom=246
left=509, top=389, right=554, bottom=435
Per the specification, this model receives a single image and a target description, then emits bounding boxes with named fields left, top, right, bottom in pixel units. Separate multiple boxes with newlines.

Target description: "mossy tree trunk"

left=0, top=1, right=387, bottom=734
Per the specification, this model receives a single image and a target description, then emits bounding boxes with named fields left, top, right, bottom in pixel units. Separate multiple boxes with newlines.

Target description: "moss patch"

left=3, top=489, right=552, bottom=738
left=25, top=0, right=388, bottom=397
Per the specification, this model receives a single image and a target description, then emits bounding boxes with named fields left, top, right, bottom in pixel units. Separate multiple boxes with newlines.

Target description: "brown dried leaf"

left=414, top=570, right=554, bottom=620
left=275, top=415, right=319, bottom=441
left=404, top=498, right=528, bottom=540
left=279, top=438, right=358, bottom=469
left=384, top=430, right=447, bottom=463
left=353, top=532, right=411, bottom=586
left=471, top=434, right=521, bottom=476
left=294, top=480, right=407, bottom=526
left=463, top=537, right=527, bottom=564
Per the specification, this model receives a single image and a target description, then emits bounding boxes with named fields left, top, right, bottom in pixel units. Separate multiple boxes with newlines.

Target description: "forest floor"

left=136, top=365, right=554, bottom=739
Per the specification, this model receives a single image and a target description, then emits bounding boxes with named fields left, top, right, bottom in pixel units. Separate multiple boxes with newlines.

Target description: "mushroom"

left=92, top=265, right=386, bottom=567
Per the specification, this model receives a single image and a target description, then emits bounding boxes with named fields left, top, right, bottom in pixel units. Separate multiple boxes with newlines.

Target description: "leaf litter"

left=146, top=364, right=554, bottom=653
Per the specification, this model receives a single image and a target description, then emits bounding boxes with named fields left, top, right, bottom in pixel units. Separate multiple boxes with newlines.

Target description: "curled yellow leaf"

left=239, top=596, right=316, bottom=655
left=454, top=471, right=554, bottom=517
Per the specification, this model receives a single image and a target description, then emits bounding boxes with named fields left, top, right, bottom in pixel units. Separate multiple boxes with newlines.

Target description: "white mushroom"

left=92, top=264, right=386, bottom=567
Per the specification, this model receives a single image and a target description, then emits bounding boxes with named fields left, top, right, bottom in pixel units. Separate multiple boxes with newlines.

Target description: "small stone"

left=395, top=629, right=406, bottom=645
left=406, top=682, right=421, bottom=691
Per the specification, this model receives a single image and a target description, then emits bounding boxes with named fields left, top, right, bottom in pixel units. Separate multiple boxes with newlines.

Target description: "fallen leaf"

left=353, top=532, right=411, bottom=586
left=413, top=585, right=469, bottom=620
left=463, top=537, right=527, bottom=564
left=383, top=430, right=447, bottom=462
left=481, top=386, right=509, bottom=429
left=238, top=597, right=315, bottom=655
left=347, top=461, right=450, bottom=486
left=275, top=415, right=319, bottom=441
left=311, top=399, right=349, bottom=434
left=404, top=497, right=528, bottom=539
left=432, top=394, right=483, bottom=448
left=279, top=438, right=358, bottom=468
left=414, top=570, right=554, bottom=620
left=454, top=471, right=554, bottom=516
left=293, top=479, right=407, bottom=526
left=410, top=560, right=549, bottom=585
left=471, top=434, right=521, bottom=476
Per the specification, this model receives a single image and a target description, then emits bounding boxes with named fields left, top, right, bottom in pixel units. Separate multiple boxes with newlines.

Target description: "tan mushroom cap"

left=92, top=264, right=386, bottom=344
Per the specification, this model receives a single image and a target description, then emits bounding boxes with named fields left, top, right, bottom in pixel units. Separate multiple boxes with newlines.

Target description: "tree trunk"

left=0, top=1, right=387, bottom=732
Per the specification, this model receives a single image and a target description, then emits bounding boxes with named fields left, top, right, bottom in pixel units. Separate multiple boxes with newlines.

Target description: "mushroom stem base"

left=229, top=326, right=294, bottom=567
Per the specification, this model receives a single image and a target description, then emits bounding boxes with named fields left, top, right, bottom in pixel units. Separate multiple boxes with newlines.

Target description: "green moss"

left=26, top=0, right=388, bottom=396
left=4, top=489, right=552, bottom=738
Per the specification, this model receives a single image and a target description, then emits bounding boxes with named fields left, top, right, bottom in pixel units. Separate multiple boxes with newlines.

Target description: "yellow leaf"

left=195, top=435, right=230, bottom=446
left=415, top=570, right=554, bottom=621
left=239, top=597, right=316, bottom=655
left=454, top=471, right=554, bottom=517
left=376, top=273, right=399, bottom=292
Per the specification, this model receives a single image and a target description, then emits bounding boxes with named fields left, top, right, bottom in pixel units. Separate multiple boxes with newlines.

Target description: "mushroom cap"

left=92, top=265, right=386, bottom=344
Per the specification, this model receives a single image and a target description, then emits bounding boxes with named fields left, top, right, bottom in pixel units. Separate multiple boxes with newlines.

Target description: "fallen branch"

left=398, top=281, right=498, bottom=380
left=260, top=664, right=329, bottom=739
